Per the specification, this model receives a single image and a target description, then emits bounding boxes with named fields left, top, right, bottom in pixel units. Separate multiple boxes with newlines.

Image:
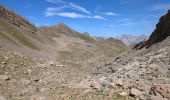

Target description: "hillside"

left=0, top=5, right=130, bottom=100
left=1, top=3, right=170, bottom=100
left=78, top=10, right=170, bottom=100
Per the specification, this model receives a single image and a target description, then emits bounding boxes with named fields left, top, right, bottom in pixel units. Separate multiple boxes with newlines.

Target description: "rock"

left=34, top=79, right=40, bottom=82
left=99, top=77, right=112, bottom=87
left=31, top=95, right=48, bottom=100
left=116, top=79, right=123, bottom=86
left=151, top=96, right=164, bottom=100
left=139, top=95, right=146, bottom=100
left=90, top=79, right=102, bottom=90
left=0, top=75, right=9, bottom=80
left=0, top=95, right=6, bottom=100
left=119, top=92, right=128, bottom=96
left=109, top=82, right=116, bottom=88
left=20, top=79, right=30, bottom=85
left=1, top=62, right=7, bottom=65
left=4, top=56, right=9, bottom=60
left=130, top=88, right=144, bottom=97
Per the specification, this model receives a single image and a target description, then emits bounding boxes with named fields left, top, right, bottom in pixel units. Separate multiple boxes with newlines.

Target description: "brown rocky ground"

left=0, top=4, right=170, bottom=100
left=77, top=10, right=170, bottom=100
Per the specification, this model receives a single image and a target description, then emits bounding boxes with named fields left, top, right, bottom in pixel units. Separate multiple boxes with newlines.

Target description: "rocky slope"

left=0, top=5, right=129, bottom=100
left=1, top=4, right=170, bottom=100
left=77, top=10, right=170, bottom=100
left=0, top=5, right=39, bottom=33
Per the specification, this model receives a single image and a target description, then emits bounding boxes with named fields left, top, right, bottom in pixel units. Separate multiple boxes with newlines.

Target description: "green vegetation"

left=0, top=19, right=40, bottom=50
left=10, top=30, right=40, bottom=50
left=0, top=32, right=19, bottom=46
left=80, top=34, right=96, bottom=43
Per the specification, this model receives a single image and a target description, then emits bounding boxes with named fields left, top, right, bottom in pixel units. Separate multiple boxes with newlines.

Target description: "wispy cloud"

left=45, top=0, right=106, bottom=19
left=58, top=12, right=85, bottom=18
left=46, top=0, right=91, bottom=14
left=45, top=10, right=104, bottom=19
left=103, top=12, right=119, bottom=16
left=149, top=4, right=170, bottom=10
left=95, top=6, right=119, bottom=16
left=58, top=12, right=104, bottom=19
left=46, top=6, right=67, bottom=12
left=92, top=15, right=104, bottom=19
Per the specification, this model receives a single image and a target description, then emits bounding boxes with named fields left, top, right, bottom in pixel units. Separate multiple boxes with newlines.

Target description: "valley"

left=0, top=4, right=170, bottom=100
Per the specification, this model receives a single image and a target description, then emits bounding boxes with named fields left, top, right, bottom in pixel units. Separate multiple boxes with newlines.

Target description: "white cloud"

left=150, top=4, right=170, bottom=10
left=46, top=0, right=91, bottom=14
left=58, top=12, right=104, bottom=19
left=95, top=6, right=119, bottom=16
left=46, top=6, right=67, bottom=12
left=45, top=0, right=105, bottom=19
left=68, top=2, right=91, bottom=14
left=58, top=12, right=85, bottom=18
left=45, top=11, right=104, bottom=20
left=91, top=15, right=104, bottom=19
left=103, top=12, right=119, bottom=16
left=45, top=6, right=68, bottom=16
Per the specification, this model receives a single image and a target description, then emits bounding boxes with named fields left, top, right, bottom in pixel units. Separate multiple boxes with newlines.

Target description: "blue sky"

left=0, top=0, right=170, bottom=37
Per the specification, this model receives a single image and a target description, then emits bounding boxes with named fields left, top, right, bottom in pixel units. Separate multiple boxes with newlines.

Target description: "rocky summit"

left=0, top=3, right=170, bottom=100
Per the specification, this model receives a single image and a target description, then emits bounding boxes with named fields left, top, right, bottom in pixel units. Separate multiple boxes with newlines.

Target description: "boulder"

left=0, top=95, right=6, bottom=100
left=119, top=92, right=128, bottom=96
left=0, top=75, right=9, bottom=80
left=130, top=88, right=144, bottom=97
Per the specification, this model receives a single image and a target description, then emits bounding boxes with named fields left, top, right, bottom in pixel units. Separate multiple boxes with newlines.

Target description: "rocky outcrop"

left=134, top=10, right=170, bottom=49
left=148, top=10, right=170, bottom=45
left=0, top=5, right=39, bottom=33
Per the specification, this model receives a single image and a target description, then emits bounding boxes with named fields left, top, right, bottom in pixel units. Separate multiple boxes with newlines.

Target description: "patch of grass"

left=0, top=32, right=19, bottom=46
left=0, top=19, right=40, bottom=51
left=80, top=34, right=96, bottom=43
left=10, top=30, right=40, bottom=50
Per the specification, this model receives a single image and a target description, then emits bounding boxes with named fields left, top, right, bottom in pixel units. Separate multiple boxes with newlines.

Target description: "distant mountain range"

left=116, top=34, right=148, bottom=46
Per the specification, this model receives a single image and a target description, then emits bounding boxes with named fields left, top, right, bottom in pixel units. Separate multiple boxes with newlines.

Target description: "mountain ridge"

left=116, top=34, right=148, bottom=46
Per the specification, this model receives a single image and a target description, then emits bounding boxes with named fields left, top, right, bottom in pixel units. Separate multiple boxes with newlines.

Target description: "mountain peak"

left=57, top=23, right=68, bottom=27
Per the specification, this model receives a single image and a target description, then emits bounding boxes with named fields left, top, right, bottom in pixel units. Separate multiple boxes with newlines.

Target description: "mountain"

left=39, top=23, right=80, bottom=37
left=2, top=4, right=170, bottom=100
left=79, top=10, right=170, bottom=100
left=116, top=34, right=148, bottom=46
left=0, top=5, right=130, bottom=100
